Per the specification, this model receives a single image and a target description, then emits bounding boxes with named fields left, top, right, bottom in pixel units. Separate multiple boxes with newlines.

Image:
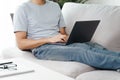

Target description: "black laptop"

left=66, top=20, right=100, bottom=45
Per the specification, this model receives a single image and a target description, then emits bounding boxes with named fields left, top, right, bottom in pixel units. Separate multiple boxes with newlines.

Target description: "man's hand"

left=48, top=34, right=68, bottom=43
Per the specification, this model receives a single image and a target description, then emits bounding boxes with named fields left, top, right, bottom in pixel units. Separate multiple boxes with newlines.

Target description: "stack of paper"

left=0, top=61, right=34, bottom=78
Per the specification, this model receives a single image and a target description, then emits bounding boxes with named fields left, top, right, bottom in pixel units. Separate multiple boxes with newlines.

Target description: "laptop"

left=65, top=20, right=100, bottom=45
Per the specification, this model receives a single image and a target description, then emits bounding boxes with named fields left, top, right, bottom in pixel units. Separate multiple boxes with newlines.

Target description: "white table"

left=0, top=58, right=74, bottom=80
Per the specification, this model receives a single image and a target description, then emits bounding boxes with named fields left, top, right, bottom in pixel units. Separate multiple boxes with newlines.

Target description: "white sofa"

left=2, top=2, right=120, bottom=80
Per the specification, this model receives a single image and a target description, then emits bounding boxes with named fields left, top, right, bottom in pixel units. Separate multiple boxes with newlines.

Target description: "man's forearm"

left=15, top=28, right=68, bottom=50
left=17, top=38, right=49, bottom=50
left=59, top=27, right=67, bottom=35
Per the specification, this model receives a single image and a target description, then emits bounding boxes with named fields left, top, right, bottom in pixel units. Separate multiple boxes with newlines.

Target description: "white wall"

left=0, top=0, right=28, bottom=58
left=86, top=0, right=120, bottom=5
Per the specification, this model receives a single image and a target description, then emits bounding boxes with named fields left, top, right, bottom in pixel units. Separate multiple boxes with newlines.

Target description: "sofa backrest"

left=62, top=2, right=120, bottom=51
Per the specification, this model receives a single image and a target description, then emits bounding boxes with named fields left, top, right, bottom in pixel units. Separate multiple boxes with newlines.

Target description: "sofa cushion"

left=76, top=70, right=120, bottom=80
left=2, top=47, right=95, bottom=78
left=62, top=2, right=120, bottom=51
left=37, top=60, right=95, bottom=78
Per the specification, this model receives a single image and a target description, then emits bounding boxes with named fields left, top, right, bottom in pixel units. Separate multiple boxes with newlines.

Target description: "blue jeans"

left=32, top=42, right=120, bottom=70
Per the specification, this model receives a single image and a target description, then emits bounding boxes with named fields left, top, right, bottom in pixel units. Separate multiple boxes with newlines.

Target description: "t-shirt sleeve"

left=57, top=4, right=66, bottom=28
left=13, top=6, right=28, bottom=32
left=58, top=11, right=66, bottom=28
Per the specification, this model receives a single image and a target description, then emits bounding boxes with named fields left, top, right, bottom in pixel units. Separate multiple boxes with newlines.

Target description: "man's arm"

left=59, top=27, right=68, bottom=42
left=15, top=32, right=49, bottom=50
left=59, top=27, right=67, bottom=35
left=15, top=31, right=66, bottom=50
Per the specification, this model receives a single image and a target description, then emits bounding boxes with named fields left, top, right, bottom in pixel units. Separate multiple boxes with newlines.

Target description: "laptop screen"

left=66, top=20, right=100, bottom=45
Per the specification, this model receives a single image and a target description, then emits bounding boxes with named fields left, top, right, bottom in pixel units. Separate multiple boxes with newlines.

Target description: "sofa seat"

left=2, top=47, right=95, bottom=78
left=76, top=70, right=120, bottom=80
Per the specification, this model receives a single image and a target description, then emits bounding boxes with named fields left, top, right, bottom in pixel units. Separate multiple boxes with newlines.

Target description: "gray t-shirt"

left=14, top=1, right=66, bottom=40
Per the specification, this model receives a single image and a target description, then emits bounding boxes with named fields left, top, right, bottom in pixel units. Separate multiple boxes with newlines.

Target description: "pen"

left=0, top=62, right=13, bottom=65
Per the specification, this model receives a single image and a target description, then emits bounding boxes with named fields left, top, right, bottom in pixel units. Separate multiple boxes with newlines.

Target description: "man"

left=14, top=0, right=120, bottom=70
